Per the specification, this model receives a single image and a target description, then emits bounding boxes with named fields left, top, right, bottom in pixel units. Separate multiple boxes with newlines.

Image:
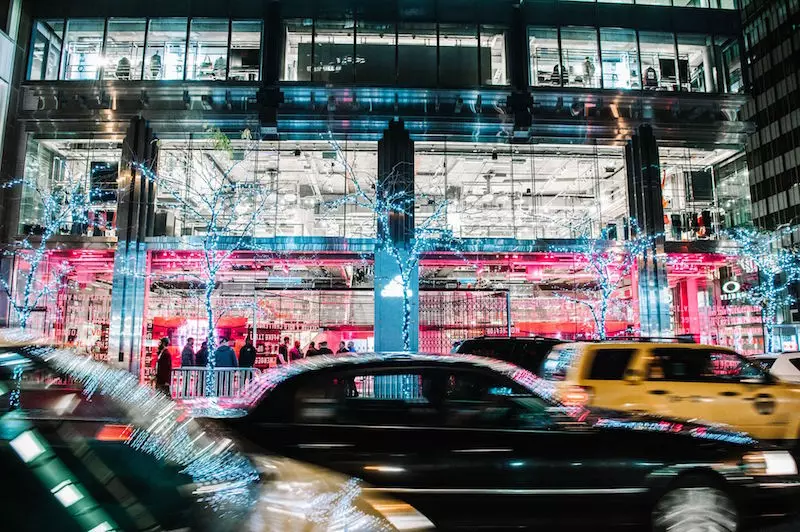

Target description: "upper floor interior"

left=22, top=0, right=745, bottom=95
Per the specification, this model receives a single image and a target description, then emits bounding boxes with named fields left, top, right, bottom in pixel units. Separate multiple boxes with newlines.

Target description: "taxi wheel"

left=652, top=477, right=738, bottom=532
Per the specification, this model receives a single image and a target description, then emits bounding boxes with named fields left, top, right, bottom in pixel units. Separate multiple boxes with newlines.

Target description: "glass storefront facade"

left=5, top=0, right=762, bottom=380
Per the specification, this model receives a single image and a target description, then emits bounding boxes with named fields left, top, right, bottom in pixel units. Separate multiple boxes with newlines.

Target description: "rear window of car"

left=456, top=340, right=515, bottom=359
left=540, top=345, right=582, bottom=381
left=790, top=358, right=800, bottom=372
left=587, top=349, right=637, bottom=380
left=756, top=357, right=777, bottom=369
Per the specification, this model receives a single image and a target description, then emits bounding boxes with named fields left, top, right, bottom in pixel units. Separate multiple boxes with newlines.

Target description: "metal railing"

left=170, top=367, right=261, bottom=399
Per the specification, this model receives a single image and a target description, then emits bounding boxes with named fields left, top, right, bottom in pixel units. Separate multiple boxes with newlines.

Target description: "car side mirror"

left=624, top=368, right=643, bottom=384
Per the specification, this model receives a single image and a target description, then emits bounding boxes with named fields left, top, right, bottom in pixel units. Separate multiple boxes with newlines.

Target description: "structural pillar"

left=626, top=124, right=672, bottom=337
left=374, top=120, right=419, bottom=352
left=108, top=118, right=157, bottom=376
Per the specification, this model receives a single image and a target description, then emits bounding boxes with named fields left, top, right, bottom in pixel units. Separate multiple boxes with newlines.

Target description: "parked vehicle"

left=753, top=353, right=800, bottom=383
left=0, top=332, right=433, bottom=532
left=452, top=335, right=563, bottom=373
left=197, top=352, right=800, bottom=531
left=541, top=342, right=800, bottom=446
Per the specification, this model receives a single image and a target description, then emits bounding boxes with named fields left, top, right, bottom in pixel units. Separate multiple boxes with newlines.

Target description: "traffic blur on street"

left=4, top=330, right=800, bottom=531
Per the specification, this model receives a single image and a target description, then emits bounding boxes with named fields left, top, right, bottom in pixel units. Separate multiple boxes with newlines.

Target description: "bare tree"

left=132, top=129, right=275, bottom=391
left=725, top=226, right=800, bottom=353
left=1, top=172, right=90, bottom=329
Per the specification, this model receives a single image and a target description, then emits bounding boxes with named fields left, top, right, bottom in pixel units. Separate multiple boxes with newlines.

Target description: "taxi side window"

left=649, top=349, right=712, bottom=382
left=587, top=349, right=636, bottom=380
left=649, top=349, right=764, bottom=383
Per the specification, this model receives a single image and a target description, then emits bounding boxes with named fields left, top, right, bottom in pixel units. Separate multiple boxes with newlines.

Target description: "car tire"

left=652, top=476, right=738, bottom=532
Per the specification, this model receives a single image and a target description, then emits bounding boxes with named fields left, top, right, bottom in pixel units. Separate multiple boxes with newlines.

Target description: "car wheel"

left=652, top=480, right=738, bottom=532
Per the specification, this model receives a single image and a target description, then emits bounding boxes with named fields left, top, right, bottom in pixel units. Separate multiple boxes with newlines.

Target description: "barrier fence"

left=170, top=367, right=261, bottom=399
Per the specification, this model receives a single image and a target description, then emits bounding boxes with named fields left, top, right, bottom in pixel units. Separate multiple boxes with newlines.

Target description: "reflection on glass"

left=314, top=20, right=355, bottom=83
left=639, top=31, right=677, bottom=91
left=61, top=19, right=104, bottom=80
left=439, top=24, right=479, bottom=87
left=480, top=25, right=508, bottom=85
left=636, top=0, right=671, bottom=5
left=529, top=27, right=562, bottom=87
left=600, top=28, right=640, bottom=90
left=415, top=142, right=628, bottom=239
left=560, top=26, right=600, bottom=88
left=677, top=34, right=715, bottom=92
left=103, top=19, right=146, bottom=80
left=155, top=139, right=377, bottom=239
left=29, top=20, right=64, bottom=81
left=397, top=23, right=436, bottom=86
left=19, top=136, right=122, bottom=237
left=673, top=0, right=711, bottom=7
left=283, top=19, right=313, bottom=81
left=660, top=148, right=749, bottom=241
left=355, top=22, right=396, bottom=85
left=187, top=19, right=229, bottom=81
left=229, top=21, right=261, bottom=81
left=145, top=18, right=187, bottom=80
left=714, top=36, right=743, bottom=93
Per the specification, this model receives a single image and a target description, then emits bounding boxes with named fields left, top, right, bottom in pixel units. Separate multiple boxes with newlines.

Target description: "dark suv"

left=452, top=336, right=564, bottom=374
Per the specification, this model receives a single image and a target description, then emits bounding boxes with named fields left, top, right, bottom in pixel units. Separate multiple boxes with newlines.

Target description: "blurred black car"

left=202, top=353, right=800, bottom=531
left=451, top=335, right=564, bottom=374
left=0, top=333, right=433, bottom=532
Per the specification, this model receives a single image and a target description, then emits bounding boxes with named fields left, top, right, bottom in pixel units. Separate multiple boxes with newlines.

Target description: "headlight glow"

left=742, top=451, right=798, bottom=476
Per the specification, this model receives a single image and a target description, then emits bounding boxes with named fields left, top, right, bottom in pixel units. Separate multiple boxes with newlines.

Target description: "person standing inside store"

left=155, top=337, right=172, bottom=395
left=337, top=341, right=349, bottom=354
left=306, top=341, right=319, bottom=357
left=289, top=340, right=302, bottom=362
left=214, top=337, right=238, bottom=368
left=195, top=340, right=209, bottom=367
left=239, top=337, right=257, bottom=368
left=181, top=337, right=195, bottom=367
left=317, top=341, right=333, bottom=356
left=278, top=336, right=290, bottom=365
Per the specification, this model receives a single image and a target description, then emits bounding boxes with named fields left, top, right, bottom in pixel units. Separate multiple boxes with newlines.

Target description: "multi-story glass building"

left=0, top=0, right=765, bottom=379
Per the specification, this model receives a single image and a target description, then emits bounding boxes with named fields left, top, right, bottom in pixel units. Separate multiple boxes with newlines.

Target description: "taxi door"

left=638, top=348, right=741, bottom=427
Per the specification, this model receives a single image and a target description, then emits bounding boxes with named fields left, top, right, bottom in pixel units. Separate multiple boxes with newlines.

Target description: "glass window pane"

left=229, top=21, right=261, bottom=81
left=639, top=31, right=677, bottom=91
left=439, top=24, right=479, bottom=88
left=145, top=18, right=187, bottom=80
left=529, top=27, right=561, bottom=87
left=103, top=19, right=145, bottom=80
left=719, top=0, right=736, bottom=8
left=187, top=19, right=229, bottom=81
left=715, top=36, right=743, bottom=93
left=397, top=22, right=436, bottom=86
left=677, top=34, right=715, bottom=92
left=673, top=0, right=711, bottom=7
left=355, top=21, right=396, bottom=85
left=314, top=20, right=355, bottom=83
left=480, top=25, right=508, bottom=85
left=600, top=28, right=640, bottom=90
left=636, top=0, right=671, bottom=5
left=560, top=26, right=600, bottom=88
left=61, top=19, right=104, bottom=80
left=599, top=0, right=632, bottom=5
left=28, top=20, right=64, bottom=80
left=283, top=19, right=313, bottom=81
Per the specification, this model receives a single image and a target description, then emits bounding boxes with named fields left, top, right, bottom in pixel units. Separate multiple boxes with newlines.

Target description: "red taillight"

left=96, top=424, right=133, bottom=442
left=562, top=386, right=592, bottom=407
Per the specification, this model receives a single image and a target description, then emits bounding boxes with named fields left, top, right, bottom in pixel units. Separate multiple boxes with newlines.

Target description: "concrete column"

left=374, top=120, right=418, bottom=352
left=108, top=118, right=157, bottom=376
left=626, top=125, right=672, bottom=337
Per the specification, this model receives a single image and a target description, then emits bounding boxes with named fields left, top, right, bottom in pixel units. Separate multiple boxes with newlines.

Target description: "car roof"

left=563, top=341, right=739, bottom=352
left=464, top=336, right=563, bottom=342
left=233, top=352, right=555, bottom=407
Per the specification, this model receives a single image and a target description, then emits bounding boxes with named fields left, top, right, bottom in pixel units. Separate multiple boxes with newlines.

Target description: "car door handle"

left=719, top=391, right=740, bottom=397
left=649, top=390, right=669, bottom=395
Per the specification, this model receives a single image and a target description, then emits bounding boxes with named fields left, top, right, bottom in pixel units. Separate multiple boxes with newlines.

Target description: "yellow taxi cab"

left=540, top=341, right=800, bottom=446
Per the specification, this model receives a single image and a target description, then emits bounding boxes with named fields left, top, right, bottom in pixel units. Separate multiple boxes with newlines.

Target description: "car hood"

left=580, top=406, right=759, bottom=447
